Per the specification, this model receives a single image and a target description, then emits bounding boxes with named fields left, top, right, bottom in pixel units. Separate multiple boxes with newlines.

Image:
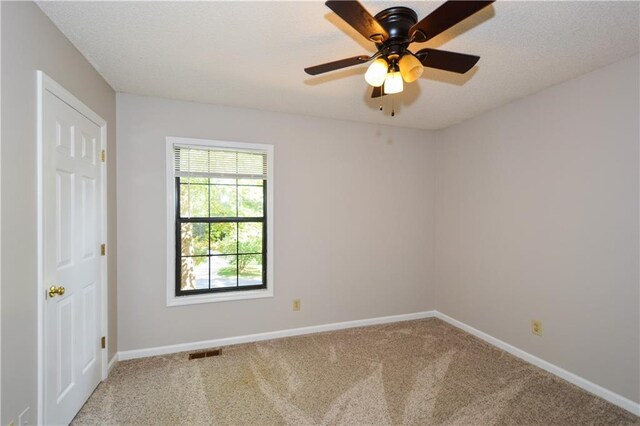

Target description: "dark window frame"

left=175, top=176, right=267, bottom=297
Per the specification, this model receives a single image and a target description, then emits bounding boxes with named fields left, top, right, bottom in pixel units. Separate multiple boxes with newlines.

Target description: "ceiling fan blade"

left=325, top=1, right=388, bottom=43
left=304, top=55, right=371, bottom=75
left=415, top=48, right=479, bottom=74
left=410, top=0, right=494, bottom=43
left=371, top=84, right=386, bottom=98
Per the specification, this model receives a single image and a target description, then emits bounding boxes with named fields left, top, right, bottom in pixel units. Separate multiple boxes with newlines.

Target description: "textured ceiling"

left=38, top=1, right=639, bottom=130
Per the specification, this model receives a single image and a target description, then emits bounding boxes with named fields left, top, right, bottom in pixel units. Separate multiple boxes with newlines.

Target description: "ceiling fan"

left=304, top=0, right=494, bottom=103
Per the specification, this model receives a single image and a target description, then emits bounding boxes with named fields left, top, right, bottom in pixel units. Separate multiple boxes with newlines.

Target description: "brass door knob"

left=49, top=285, right=65, bottom=298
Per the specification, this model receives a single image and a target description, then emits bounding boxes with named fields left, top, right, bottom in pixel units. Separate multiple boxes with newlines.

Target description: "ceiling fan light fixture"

left=364, top=58, right=388, bottom=87
left=305, top=0, right=496, bottom=114
left=383, top=70, right=403, bottom=94
left=399, top=53, right=424, bottom=83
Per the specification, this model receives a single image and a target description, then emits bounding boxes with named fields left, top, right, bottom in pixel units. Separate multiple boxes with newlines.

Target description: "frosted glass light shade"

left=399, top=54, right=424, bottom=83
left=383, top=71, right=403, bottom=94
left=364, top=58, right=388, bottom=87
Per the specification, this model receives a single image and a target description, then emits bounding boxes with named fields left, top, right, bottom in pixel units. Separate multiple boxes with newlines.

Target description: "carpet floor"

left=72, top=318, right=639, bottom=425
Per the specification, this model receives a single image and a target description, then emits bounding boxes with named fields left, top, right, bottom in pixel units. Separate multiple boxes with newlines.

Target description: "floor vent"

left=188, top=348, right=222, bottom=360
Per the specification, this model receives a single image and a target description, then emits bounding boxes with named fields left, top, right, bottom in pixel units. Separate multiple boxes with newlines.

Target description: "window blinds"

left=174, top=145, right=267, bottom=180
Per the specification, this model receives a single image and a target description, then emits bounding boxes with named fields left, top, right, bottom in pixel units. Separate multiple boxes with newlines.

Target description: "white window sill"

left=167, top=287, right=273, bottom=307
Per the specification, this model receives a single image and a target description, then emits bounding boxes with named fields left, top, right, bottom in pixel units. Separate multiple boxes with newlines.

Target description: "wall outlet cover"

left=531, top=320, right=542, bottom=336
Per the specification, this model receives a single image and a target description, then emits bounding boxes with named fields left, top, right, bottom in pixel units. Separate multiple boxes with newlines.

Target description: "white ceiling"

left=38, top=1, right=639, bottom=130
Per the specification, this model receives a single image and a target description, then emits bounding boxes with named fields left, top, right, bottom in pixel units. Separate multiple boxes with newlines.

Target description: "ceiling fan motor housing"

left=374, top=7, right=418, bottom=58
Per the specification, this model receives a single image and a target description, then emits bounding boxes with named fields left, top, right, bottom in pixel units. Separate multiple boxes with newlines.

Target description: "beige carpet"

left=73, top=318, right=639, bottom=425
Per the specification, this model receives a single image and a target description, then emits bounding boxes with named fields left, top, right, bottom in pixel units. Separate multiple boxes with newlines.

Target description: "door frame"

left=36, top=71, right=109, bottom=425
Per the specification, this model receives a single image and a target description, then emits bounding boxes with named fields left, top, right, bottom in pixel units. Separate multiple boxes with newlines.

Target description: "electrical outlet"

left=292, top=299, right=301, bottom=311
left=531, top=320, right=542, bottom=336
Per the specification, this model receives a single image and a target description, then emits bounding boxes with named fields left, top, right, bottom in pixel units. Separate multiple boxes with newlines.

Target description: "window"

left=166, top=137, right=273, bottom=306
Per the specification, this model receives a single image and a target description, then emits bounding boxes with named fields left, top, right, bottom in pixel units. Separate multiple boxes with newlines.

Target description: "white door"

left=43, top=90, right=103, bottom=425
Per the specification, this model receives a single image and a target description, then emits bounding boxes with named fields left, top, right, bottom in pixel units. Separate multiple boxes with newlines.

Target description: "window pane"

left=240, top=179, right=264, bottom=187
left=180, top=183, right=209, bottom=217
left=239, top=255, right=263, bottom=286
left=210, top=178, right=236, bottom=185
left=210, top=184, right=237, bottom=217
left=238, top=185, right=263, bottom=217
left=181, top=256, right=209, bottom=290
left=181, top=223, right=209, bottom=256
left=210, top=223, right=237, bottom=255
left=210, top=255, right=237, bottom=288
left=182, top=177, right=208, bottom=184
left=238, top=222, right=262, bottom=254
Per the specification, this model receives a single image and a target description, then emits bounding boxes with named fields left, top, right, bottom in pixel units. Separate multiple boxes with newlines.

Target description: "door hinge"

left=100, top=150, right=106, bottom=162
left=101, top=243, right=106, bottom=256
left=101, top=336, right=106, bottom=349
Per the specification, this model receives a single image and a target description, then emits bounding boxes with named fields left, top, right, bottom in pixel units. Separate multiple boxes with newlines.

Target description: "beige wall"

left=434, top=54, right=640, bottom=403
left=0, top=2, right=117, bottom=423
left=116, top=93, right=437, bottom=351
left=117, top=56, right=639, bottom=405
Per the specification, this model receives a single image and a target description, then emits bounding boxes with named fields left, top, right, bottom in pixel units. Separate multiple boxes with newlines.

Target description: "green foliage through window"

left=177, top=177, right=266, bottom=294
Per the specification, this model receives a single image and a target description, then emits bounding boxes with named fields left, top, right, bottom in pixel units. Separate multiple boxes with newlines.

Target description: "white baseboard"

left=117, top=310, right=436, bottom=361
left=434, top=311, right=640, bottom=416
left=113, top=308, right=639, bottom=416
left=107, top=353, right=119, bottom=375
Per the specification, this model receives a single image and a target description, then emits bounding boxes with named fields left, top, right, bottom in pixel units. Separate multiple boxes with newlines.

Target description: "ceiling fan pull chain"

left=391, top=95, right=395, bottom=117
